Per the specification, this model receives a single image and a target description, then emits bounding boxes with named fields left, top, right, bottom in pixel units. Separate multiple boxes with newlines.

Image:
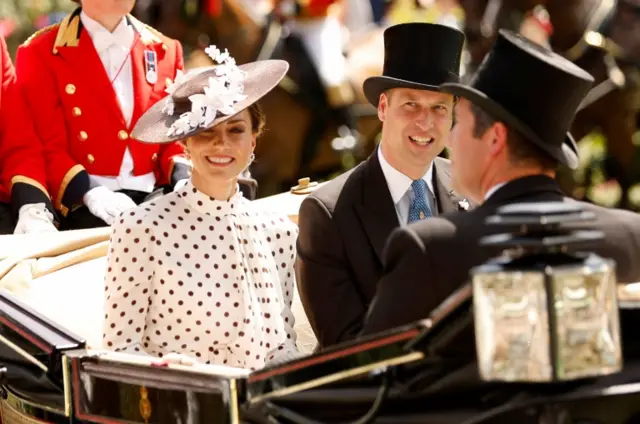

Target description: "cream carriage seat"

left=0, top=181, right=325, bottom=356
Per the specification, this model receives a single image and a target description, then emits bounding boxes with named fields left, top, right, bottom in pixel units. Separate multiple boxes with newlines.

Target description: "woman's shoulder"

left=252, top=209, right=298, bottom=243
left=112, top=194, right=176, bottom=232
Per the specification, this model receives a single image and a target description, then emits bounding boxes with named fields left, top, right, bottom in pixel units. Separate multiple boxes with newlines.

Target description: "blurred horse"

left=459, top=0, right=640, bottom=209
left=133, top=0, right=383, bottom=196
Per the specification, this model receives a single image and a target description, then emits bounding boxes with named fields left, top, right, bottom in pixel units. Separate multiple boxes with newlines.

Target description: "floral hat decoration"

left=131, top=46, right=289, bottom=144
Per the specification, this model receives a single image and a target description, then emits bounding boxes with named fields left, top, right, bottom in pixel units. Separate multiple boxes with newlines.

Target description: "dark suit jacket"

left=296, top=151, right=469, bottom=348
left=362, top=175, right=640, bottom=336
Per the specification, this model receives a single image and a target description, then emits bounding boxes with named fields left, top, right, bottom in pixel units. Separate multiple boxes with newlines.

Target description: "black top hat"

left=440, top=30, right=594, bottom=170
left=362, top=23, right=465, bottom=107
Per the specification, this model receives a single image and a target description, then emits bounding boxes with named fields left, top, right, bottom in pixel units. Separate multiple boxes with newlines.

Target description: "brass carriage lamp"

left=470, top=202, right=622, bottom=383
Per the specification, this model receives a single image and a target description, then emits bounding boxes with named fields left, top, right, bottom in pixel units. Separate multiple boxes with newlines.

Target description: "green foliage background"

left=0, top=0, right=75, bottom=58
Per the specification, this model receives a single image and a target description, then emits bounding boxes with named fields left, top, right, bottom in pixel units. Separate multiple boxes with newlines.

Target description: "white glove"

left=83, top=186, right=137, bottom=225
left=173, top=178, right=189, bottom=192
left=160, top=352, right=198, bottom=366
left=13, top=203, right=58, bottom=234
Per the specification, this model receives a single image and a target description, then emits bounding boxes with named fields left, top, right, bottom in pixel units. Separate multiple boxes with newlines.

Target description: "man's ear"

left=449, top=95, right=459, bottom=129
left=378, top=93, right=388, bottom=122
left=488, top=121, right=508, bottom=157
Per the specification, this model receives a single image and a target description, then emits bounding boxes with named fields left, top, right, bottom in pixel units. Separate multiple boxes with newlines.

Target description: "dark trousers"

left=0, top=201, right=14, bottom=234
left=60, top=188, right=165, bottom=231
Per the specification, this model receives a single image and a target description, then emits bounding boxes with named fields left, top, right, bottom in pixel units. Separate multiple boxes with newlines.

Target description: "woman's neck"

left=191, top=173, right=237, bottom=200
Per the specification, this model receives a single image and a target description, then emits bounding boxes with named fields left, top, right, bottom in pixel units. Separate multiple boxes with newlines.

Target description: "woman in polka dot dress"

left=102, top=50, right=300, bottom=370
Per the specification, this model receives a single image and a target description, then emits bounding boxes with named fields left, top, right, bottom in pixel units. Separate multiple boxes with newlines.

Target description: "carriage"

left=2, top=183, right=640, bottom=424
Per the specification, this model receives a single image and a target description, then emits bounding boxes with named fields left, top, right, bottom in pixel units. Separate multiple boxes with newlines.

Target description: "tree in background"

left=1, top=0, right=75, bottom=58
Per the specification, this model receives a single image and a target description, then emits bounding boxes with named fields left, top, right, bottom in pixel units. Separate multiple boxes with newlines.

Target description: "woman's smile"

left=204, top=155, right=235, bottom=166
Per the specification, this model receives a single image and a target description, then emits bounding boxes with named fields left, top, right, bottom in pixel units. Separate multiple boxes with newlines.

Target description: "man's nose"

left=415, top=110, right=434, bottom=130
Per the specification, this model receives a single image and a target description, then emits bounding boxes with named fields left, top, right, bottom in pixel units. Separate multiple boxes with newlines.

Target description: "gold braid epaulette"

left=144, top=24, right=164, bottom=39
left=22, top=23, right=60, bottom=46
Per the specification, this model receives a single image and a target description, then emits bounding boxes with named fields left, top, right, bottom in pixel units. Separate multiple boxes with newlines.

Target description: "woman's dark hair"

left=248, top=102, right=266, bottom=137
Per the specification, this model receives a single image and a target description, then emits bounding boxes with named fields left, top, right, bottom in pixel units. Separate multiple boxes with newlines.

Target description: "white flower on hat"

left=162, top=69, right=188, bottom=116
left=164, top=46, right=248, bottom=137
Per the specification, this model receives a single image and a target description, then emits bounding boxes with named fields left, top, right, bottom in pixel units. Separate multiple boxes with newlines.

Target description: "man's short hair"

left=469, top=102, right=557, bottom=170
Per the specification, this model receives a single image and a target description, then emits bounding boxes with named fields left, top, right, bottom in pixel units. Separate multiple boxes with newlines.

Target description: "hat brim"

left=131, top=60, right=289, bottom=144
left=440, top=83, right=579, bottom=170
left=363, top=76, right=445, bottom=107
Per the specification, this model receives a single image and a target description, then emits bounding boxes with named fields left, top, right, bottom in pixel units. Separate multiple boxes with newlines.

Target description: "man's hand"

left=83, top=186, right=137, bottom=225
left=159, top=352, right=198, bottom=366
left=13, top=203, right=58, bottom=234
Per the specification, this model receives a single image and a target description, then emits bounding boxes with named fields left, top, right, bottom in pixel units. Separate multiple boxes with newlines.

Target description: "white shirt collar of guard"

left=80, top=11, right=134, bottom=53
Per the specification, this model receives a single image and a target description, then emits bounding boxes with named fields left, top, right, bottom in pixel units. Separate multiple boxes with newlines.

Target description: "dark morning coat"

left=296, top=151, right=469, bottom=347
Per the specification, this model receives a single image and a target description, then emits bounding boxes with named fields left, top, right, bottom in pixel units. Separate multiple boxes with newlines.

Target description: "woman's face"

left=184, top=109, right=256, bottom=184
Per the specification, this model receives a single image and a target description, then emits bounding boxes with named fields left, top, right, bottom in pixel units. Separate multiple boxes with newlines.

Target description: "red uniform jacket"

left=0, top=35, right=53, bottom=217
left=16, top=8, right=189, bottom=217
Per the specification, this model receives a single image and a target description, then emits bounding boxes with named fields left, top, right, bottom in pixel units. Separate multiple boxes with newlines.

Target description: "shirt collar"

left=177, top=180, right=245, bottom=217
left=484, top=182, right=507, bottom=201
left=378, top=146, right=434, bottom=205
left=80, top=11, right=134, bottom=53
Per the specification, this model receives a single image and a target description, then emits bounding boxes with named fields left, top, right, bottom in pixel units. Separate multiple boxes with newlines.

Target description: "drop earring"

left=248, top=152, right=255, bottom=165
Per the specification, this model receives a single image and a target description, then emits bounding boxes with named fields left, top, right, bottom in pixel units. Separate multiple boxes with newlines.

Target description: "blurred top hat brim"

left=440, top=82, right=580, bottom=170
left=131, top=59, right=289, bottom=144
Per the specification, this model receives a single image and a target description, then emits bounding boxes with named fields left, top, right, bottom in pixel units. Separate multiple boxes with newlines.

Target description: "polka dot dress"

left=102, top=180, right=299, bottom=370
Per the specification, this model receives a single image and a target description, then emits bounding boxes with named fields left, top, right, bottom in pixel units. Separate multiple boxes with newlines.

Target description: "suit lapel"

left=433, top=158, right=465, bottom=214
left=354, top=151, right=401, bottom=264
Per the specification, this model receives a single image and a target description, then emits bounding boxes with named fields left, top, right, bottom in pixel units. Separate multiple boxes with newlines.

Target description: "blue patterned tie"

left=408, top=180, right=433, bottom=223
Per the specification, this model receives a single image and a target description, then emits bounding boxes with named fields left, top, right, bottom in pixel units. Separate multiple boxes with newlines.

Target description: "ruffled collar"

left=176, top=180, right=244, bottom=216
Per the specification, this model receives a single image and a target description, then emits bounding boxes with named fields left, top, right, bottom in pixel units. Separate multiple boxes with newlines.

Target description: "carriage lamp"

left=471, top=202, right=622, bottom=383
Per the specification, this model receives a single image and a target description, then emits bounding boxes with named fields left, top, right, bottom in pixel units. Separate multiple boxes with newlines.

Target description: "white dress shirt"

left=378, top=147, right=435, bottom=225
left=80, top=12, right=156, bottom=193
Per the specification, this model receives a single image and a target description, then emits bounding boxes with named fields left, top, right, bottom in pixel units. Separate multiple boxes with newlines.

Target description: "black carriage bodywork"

left=0, top=289, right=429, bottom=424
left=0, top=290, right=248, bottom=424
left=4, top=285, right=640, bottom=424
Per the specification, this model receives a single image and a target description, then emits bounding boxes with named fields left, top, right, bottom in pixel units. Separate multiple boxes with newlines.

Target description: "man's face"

left=448, top=98, right=493, bottom=202
left=81, top=0, right=136, bottom=17
left=378, top=87, right=455, bottom=178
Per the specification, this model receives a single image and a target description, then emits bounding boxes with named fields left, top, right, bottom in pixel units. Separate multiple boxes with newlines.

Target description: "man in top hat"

left=296, top=23, right=470, bottom=348
left=0, top=34, right=57, bottom=234
left=361, top=30, right=640, bottom=335
left=14, top=0, right=190, bottom=230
